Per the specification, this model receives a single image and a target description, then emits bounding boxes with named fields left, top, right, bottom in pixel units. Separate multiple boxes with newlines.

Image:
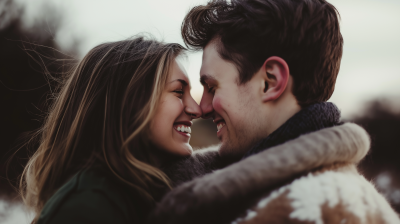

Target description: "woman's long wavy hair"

left=19, top=36, right=184, bottom=219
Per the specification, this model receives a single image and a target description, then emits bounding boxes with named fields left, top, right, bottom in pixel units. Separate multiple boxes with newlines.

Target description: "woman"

left=19, top=36, right=201, bottom=224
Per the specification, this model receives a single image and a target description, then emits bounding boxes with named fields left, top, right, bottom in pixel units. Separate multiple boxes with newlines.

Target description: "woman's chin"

left=172, top=143, right=193, bottom=157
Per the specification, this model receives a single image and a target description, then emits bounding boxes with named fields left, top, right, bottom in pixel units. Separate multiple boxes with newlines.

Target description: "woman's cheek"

left=173, top=98, right=185, bottom=115
left=164, top=97, right=184, bottom=124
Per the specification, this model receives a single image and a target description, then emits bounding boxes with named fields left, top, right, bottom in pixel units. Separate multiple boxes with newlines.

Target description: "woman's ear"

left=261, top=56, right=290, bottom=102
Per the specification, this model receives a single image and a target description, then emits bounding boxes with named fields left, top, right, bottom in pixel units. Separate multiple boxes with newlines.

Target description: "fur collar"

left=244, top=102, right=341, bottom=158
left=150, top=123, right=370, bottom=224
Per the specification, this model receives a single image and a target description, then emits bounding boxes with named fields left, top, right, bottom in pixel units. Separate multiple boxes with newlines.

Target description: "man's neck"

left=264, top=95, right=301, bottom=137
left=243, top=102, right=341, bottom=159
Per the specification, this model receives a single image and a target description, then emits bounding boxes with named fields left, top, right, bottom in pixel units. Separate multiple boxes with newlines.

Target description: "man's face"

left=200, top=41, right=266, bottom=157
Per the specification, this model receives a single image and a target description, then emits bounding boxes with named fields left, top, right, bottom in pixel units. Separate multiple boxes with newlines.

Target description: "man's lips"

left=217, top=122, right=226, bottom=132
left=213, top=118, right=226, bottom=133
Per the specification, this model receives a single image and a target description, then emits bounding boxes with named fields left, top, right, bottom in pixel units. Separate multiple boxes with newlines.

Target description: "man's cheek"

left=212, top=96, right=223, bottom=113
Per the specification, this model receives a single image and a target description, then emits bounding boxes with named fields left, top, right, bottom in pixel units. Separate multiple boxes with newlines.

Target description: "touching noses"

left=184, top=96, right=202, bottom=120
left=199, top=91, right=214, bottom=119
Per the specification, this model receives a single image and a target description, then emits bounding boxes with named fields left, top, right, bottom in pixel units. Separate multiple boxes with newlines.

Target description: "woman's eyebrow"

left=169, top=79, right=188, bottom=86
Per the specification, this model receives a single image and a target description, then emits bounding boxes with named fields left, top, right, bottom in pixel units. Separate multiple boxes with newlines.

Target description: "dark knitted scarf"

left=242, top=102, right=341, bottom=159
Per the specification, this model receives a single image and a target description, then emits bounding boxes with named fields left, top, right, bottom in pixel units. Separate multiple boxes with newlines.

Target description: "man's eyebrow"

left=200, top=74, right=217, bottom=85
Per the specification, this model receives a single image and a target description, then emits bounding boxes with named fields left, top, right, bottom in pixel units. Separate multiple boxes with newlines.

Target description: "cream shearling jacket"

left=152, top=123, right=400, bottom=224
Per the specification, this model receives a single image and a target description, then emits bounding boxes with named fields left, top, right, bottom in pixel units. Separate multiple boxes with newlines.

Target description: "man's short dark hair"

left=182, top=0, right=343, bottom=106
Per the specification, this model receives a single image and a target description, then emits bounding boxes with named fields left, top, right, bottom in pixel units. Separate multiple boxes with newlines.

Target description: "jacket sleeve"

left=234, top=168, right=400, bottom=224
left=40, top=190, right=130, bottom=224
left=149, top=123, right=371, bottom=224
left=162, top=144, right=238, bottom=187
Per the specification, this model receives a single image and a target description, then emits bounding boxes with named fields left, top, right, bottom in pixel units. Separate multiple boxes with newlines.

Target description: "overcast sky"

left=15, top=0, right=400, bottom=118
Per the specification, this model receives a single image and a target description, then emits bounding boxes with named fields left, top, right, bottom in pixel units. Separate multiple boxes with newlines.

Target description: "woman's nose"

left=185, top=96, right=202, bottom=119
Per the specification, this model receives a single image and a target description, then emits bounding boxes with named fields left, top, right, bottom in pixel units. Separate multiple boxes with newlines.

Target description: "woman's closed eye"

left=173, top=89, right=184, bottom=97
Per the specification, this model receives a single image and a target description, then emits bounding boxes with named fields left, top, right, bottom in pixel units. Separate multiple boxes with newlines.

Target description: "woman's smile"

left=173, top=121, right=192, bottom=138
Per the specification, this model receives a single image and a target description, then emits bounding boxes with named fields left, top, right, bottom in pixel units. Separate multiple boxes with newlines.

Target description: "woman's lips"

left=173, top=122, right=192, bottom=138
left=174, top=128, right=190, bottom=137
left=173, top=124, right=191, bottom=137
left=173, top=124, right=191, bottom=134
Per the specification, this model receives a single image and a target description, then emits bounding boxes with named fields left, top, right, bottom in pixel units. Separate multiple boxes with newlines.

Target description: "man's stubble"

left=219, top=87, right=266, bottom=158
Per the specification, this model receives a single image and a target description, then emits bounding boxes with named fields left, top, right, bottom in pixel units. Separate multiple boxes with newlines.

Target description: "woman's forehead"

left=171, top=57, right=190, bottom=85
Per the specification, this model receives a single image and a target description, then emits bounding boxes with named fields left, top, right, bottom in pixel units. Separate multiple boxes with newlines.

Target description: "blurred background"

left=0, top=0, right=399, bottom=223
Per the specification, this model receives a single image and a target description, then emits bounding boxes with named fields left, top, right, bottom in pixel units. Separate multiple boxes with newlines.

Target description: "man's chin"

left=218, top=142, right=247, bottom=159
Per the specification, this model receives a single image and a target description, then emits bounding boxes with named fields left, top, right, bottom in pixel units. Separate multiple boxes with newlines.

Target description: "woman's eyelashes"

left=173, top=89, right=184, bottom=97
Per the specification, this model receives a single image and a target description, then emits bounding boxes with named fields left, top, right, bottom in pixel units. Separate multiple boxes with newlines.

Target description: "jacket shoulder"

left=162, top=144, right=236, bottom=186
left=39, top=189, right=128, bottom=224
left=38, top=169, right=140, bottom=224
left=234, top=168, right=400, bottom=224
left=150, top=124, right=374, bottom=224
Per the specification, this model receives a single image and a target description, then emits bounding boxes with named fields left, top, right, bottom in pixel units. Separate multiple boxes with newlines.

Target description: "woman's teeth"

left=175, top=125, right=191, bottom=134
left=217, top=122, right=225, bottom=132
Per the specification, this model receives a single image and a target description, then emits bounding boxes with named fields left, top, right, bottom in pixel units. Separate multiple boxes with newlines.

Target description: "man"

left=151, top=0, right=400, bottom=223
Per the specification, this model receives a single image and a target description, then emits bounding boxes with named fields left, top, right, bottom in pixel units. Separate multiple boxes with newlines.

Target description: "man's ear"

left=261, top=56, right=290, bottom=102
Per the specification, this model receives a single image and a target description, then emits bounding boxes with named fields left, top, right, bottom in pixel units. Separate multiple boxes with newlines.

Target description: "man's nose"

left=200, top=92, right=214, bottom=119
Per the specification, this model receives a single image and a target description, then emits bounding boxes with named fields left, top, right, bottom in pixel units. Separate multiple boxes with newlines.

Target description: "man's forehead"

left=200, top=42, right=222, bottom=85
left=200, top=56, right=239, bottom=86
left=202, top=41, right=220, bottom=61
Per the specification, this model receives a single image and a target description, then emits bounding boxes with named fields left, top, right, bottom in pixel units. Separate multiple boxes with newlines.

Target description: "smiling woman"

left=150, top=57, right=201, bottom=158
left=19, top=35, right=202, bottom=224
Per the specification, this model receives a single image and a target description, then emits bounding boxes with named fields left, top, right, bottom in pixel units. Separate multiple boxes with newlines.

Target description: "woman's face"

left=149, top=58, right=202, bottom=158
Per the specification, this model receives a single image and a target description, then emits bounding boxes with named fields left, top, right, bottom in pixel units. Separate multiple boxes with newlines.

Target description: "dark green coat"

left=37, top=169, right=156, bottom=224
